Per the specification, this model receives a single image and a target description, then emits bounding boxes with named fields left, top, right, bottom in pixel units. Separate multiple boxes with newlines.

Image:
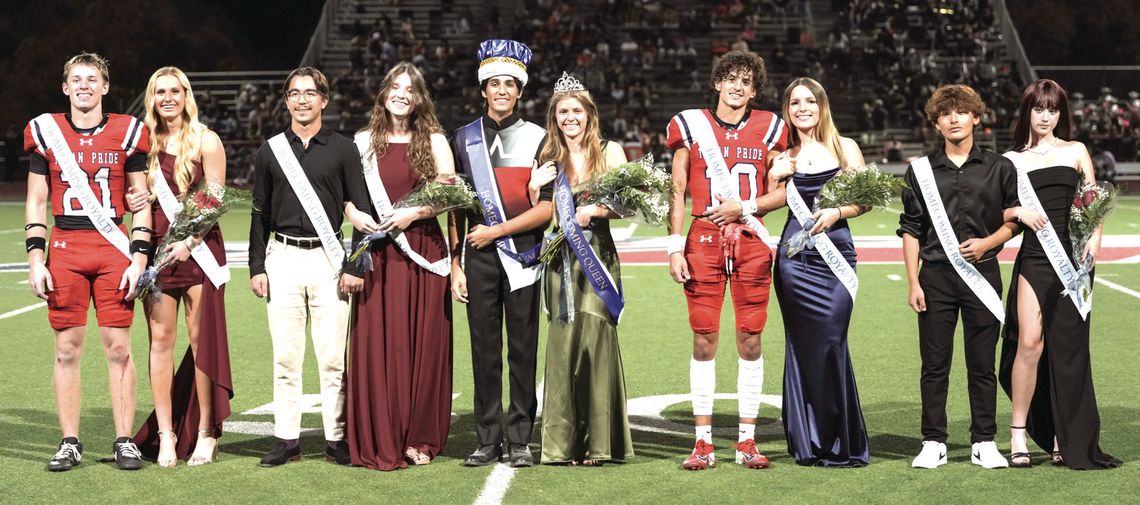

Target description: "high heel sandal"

left=404, top=447, right=431, bottom=466
left=187, top=429, right=218, bottom=466
left=1051, top=450, right=1064, bottom=466
left=1009, top=425, right=1032, bottom=468
left=157, top=431, right=178, bottom=468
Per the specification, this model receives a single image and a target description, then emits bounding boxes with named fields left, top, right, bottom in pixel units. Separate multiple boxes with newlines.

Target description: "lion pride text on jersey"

left=666, top=109, right=787, bottom=216
left=24, top=113, right=149, bottom=228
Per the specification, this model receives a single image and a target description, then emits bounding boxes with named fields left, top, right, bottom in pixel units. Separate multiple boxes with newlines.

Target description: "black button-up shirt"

left=897, top=145, right=1018, bottom=263
left=248, top=126, right=368, bottom=276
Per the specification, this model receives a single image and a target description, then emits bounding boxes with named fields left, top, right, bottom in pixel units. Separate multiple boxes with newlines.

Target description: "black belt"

left=275, top=233, right=339, bottom=249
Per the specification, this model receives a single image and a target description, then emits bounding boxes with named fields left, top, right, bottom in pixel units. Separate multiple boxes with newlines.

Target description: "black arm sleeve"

left=248, top=145, right=273, bottom=277
left=29, top=152, right=48, bottom=175
left=896, top=165, right=925, bottom=239
left=342, top=146, right=370, bottom=277
left=125, top=153, right=147, bottom=172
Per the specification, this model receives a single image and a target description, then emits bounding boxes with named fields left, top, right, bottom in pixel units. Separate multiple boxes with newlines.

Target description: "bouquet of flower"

left=537, top=154, right=671, bottom=264
left=348, top=176, right=478, bottom=270
left=1066, top=174, right=1119, bottom=304
left=133, top=182, right=251, bottom=300
left=784, top=163, right=907, bottom=257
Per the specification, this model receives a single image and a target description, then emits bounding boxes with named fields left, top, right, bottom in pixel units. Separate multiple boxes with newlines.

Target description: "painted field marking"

left=473, top=378, right=544, bottom=505
left=0, top=302, right=46, bottom=320
left=1095, top=278, right=1140, bottom=299
left=886, top=274, right=902, bottom=281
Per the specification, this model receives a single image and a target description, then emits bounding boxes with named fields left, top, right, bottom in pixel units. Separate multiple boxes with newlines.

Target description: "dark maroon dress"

left=134, top=151, right=234, bottom=459
left=347, top=143, right=453, bottom=471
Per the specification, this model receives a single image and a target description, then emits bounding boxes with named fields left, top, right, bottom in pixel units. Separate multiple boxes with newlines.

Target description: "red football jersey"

left=25, top=113, right=149, bottom=220
left=666, top=109, right=787, bottom=216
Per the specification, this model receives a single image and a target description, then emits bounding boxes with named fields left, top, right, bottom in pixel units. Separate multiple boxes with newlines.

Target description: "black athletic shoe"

left=113, top=437, right=144, bottom=470
left=47, top=439, right=83, bottom=472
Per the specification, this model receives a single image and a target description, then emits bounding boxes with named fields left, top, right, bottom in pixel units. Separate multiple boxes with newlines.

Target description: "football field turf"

left=1, top=202, right=1138, bottom=504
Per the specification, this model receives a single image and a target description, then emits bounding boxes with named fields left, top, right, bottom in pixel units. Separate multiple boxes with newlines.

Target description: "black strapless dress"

left=998, top=166, right=1120, bottom=469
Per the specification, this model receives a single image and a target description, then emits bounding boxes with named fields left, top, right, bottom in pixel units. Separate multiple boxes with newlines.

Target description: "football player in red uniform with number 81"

left=24, top=52, right=152, bottom=472
left=665, top=50, right=789, bottom=470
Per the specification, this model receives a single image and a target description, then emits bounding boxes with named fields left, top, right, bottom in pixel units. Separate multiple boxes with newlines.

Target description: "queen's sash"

left=150, top=166, right=231, bottom=287
left=678, top=109, right=771, bottom=244
left=1013, top=165, right=1091, bottom=319
left=554, top=169, right=624, bottom=322
left=352, top=132, right=450, bottom=276
left=461, top=118, right=542, bottom=291
left=911, top=156, right=1005, bottom=322
left=267, top=133, right=345, bottom=267
left=786, top=178, right=858, bottom=302
left=32, top=114, right=131, bottom=259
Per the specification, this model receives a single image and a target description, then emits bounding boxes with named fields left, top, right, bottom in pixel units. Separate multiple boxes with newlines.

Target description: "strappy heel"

left=187, top=429, right=218, bottom=466
left=1009, top=425, right=1031, bottom=468
left=157, top=431, right=178, bottom=468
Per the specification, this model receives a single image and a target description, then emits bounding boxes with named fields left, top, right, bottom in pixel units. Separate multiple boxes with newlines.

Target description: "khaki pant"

left=265, top=239, right=349, bottom=440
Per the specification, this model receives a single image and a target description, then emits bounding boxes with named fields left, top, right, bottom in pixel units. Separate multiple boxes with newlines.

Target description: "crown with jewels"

left=553, top=71, right=586, bottom=94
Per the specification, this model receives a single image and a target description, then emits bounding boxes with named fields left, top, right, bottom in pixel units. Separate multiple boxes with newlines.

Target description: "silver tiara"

left=553, top=71, right=586, bottom=94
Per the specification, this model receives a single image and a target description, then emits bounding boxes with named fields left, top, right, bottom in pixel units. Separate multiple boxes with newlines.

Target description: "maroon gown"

left=134, top=151, right=234, bottom=459
left=347, top=143, right=453, bottom=471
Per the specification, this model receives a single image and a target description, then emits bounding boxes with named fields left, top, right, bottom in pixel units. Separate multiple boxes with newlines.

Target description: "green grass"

left=1, top=205, right=1138, bottom=504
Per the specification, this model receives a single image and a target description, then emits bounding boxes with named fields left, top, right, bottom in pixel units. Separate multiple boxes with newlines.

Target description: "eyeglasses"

left=286, top=89, right=322, bottom=102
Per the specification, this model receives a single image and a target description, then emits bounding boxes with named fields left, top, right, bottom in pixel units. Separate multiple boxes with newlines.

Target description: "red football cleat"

left=681, top=439, right=716, bottom=470
left=735, top=439, right=770, bottom=469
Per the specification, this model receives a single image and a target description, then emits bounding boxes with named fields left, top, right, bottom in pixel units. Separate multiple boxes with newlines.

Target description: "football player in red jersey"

left=24, top=52, right=152, bottom=472
left=664, top=51, right=789, bottom=470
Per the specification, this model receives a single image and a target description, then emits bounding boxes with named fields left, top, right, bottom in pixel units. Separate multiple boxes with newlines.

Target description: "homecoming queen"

left=533, top=72, right=633, bottom=466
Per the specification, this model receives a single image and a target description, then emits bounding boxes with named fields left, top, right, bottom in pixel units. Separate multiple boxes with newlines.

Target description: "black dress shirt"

left=248, top=126, right=368, bottom=276
left=897, top=145, right=1018, bottom=263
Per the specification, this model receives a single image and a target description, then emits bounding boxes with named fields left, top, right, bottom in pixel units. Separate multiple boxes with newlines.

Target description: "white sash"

left=151, top=166, right=231, bottom=287
left=1013, top=166, right=1091, bottom=319
left=786, top=179, right=858, bottom=302
left=353, top=132, right=450, bottom=276
left=267, top=133, right=345, bottom=266
left=33, top=114, right=131, bottom=259
left=679, top=110, right=771, bottom=243
left=911, top=156, right=1005, bottom=322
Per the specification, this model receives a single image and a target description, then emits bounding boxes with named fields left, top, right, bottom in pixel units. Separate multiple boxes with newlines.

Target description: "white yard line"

left=473, top=378, right=544, bottom=505
left=1095, top=278, right=1140, bottom=299
left=0, top=302, right=46, bottom=319
left=886, top=274, right=902, bottom=281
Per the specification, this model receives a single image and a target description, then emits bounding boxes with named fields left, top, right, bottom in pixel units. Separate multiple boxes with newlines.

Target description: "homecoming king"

left=449, top=40, right=552, bottom=468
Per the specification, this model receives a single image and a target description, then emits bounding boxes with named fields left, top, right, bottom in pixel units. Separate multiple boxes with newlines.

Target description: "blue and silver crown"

left=477, top=39, right=532, bottom=86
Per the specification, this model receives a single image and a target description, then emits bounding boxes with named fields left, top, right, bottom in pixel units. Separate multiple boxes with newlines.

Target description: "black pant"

left=465, top=243, right=540, bottom=447
left=917, top=260, right=1002, bottom=444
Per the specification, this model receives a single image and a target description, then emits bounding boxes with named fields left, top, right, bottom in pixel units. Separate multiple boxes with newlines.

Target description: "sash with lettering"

left=461, top=118, right=542, bottom=291
left=553, top=169, right=624, bottom=322
left=1014, top=166, right=1091, bottom=319
left=911, top=156, right=1005, bottom=322
left=150, top=167, right=231, bottom=287
left=786, top=178, right=859, bottom=302
left=267, top=133, right=345, bottom=266
left=678, top=109, right=771, bottom=243
left=352, top=131, right=450, bottom=276
left=32, top=114, right=130, bottom=259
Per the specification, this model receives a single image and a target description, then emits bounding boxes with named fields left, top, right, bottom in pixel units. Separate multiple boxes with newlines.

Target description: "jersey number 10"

left=703, top=162, right=759, bottom=214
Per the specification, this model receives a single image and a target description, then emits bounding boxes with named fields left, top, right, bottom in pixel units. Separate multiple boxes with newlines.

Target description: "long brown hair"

left=144, top=66, right=207, bottom=196
left=363, top=62, right=442, bottom=181
left=1011, top=79, right=1072, bottom=152
left=781, top=77, right=847, bottom=168
left=539, top=89, right=605, bottom=183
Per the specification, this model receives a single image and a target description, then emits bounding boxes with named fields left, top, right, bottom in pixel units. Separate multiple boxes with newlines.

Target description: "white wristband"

left=741, top=199, right=758, bottom=216
left=665, top=234, right=686, bottom=256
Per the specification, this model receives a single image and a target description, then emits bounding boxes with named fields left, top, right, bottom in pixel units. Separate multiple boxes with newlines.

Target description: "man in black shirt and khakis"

left=248, top=67, right=368, bottom=467
left=898, top=84, right=1027, bottom=470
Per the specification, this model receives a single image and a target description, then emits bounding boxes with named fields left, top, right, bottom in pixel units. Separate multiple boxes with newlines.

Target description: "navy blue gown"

left=775, top=168, right=870, bottom=467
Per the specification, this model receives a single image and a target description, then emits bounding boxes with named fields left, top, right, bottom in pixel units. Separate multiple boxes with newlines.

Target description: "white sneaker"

left=971, top=441, right=1010, bottom=469
left=911, top=440, right=947, bottom=469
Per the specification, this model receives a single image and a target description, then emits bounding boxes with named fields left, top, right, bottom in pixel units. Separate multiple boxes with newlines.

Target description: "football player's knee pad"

left=685, top=281, right=726, bottom=335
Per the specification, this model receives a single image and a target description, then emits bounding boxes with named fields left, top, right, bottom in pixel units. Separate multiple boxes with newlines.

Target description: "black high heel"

left=1009, top=425, right=1032, bottom=468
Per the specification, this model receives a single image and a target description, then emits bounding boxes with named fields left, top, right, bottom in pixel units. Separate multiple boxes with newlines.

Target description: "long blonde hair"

left=363, top=62, right=442, bottom=181
left=539, top=89, right=605, bottom=183
left=144, top=66, right=207, bottom=195
left=781, top=77, right=847, bottom=168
